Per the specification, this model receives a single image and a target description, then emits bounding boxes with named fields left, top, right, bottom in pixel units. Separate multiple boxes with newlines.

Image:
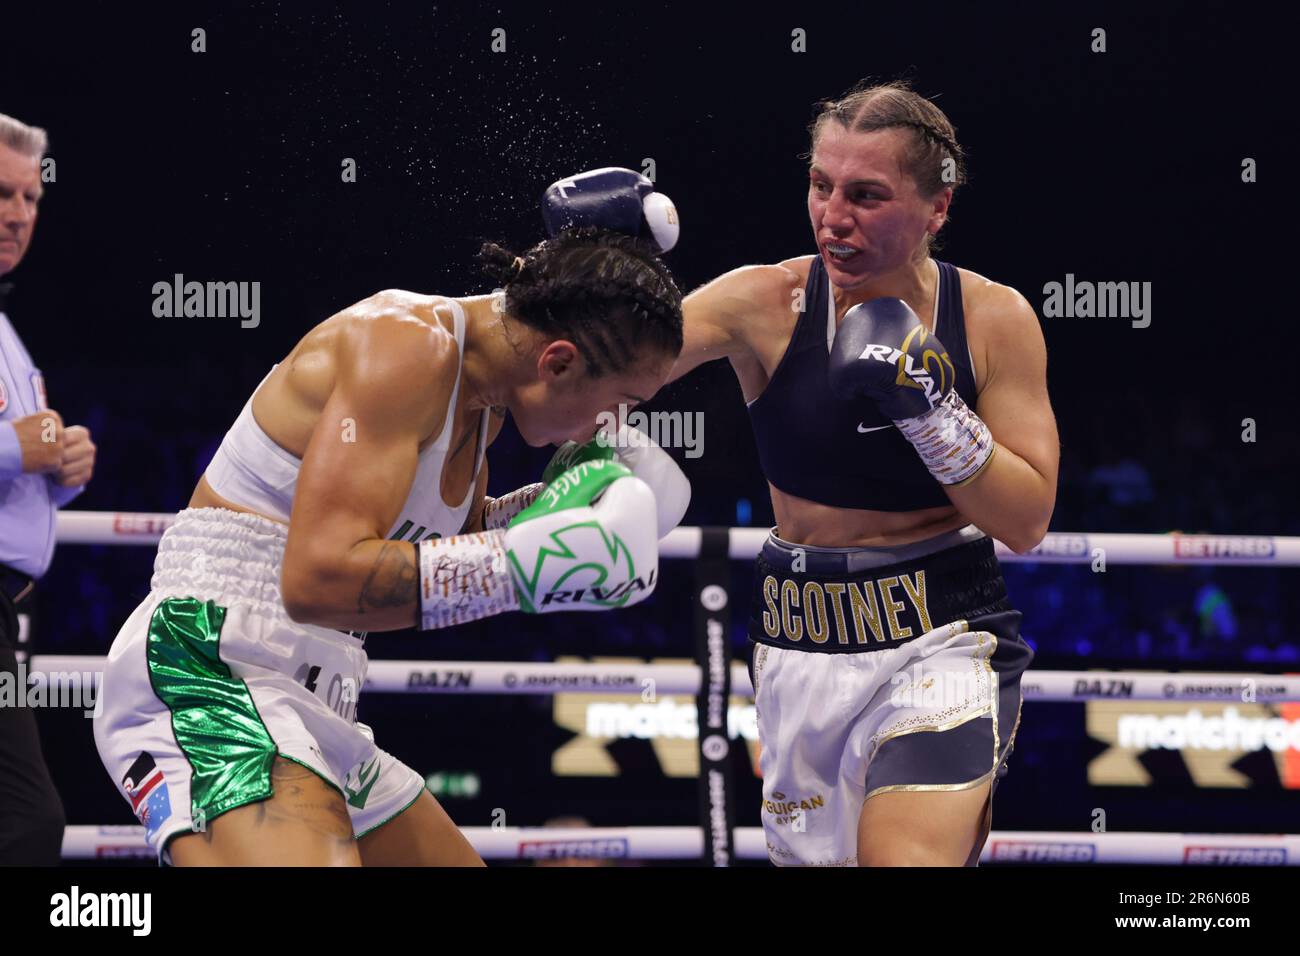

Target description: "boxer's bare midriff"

left=188, top=475, right=281, bottom=523
left=768, top=485, right=970, bottom=549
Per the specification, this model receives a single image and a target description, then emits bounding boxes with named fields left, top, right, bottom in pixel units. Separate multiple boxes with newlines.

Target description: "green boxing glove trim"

left=541, top=435, right=617, bottom=485
left=506, top=459, right=641, bottom=614
left=513, top=458, right=632, bottom=525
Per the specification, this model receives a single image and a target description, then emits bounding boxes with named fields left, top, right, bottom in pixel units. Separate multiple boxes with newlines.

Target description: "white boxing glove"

left=542, top=424, right=690, bottom=539
left=416, top=459, right=659, bottom=628
left=506, top=459, right=659, bottom=613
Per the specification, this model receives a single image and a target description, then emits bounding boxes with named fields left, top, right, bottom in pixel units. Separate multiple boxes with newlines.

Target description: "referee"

left=0, top=113, right=97, bottom=865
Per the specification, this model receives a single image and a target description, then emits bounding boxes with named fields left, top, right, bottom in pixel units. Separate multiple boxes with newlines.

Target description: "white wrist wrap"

left=894, top=389, right=996, bottom=486
left=482, top=483, right=545, bottom=531
left=417, top=531, right=517, bottom=629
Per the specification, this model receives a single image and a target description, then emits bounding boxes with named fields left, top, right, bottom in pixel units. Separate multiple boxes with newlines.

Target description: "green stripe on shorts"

left=146, top=597, right=278, bottom=822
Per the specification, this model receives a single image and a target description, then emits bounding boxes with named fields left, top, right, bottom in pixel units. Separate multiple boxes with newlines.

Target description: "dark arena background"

left=2, top=0, right=1294, bottom=895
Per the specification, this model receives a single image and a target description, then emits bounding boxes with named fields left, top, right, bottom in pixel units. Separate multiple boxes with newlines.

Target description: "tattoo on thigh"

left=265, top=759, right=354, bottom=841
left=357, top=542, right=418, bottom=614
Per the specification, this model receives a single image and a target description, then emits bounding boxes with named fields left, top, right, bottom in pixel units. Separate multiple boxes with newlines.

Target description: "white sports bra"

left=204, top=297, right=488, bottom=542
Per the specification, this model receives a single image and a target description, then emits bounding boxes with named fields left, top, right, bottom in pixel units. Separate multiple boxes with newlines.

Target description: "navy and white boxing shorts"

left=748, top=524, right=1032, bottom=866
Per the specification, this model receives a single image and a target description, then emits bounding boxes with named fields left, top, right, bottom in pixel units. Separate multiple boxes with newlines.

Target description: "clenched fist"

left=53, top=424, right=95, bottom=487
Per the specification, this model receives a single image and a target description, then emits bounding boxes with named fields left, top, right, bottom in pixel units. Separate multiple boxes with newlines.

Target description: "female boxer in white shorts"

left=94, top=222, right=690, bottom=866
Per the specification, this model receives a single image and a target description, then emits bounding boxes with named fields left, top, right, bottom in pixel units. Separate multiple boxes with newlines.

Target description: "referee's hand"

left=13, top=409, right=63, bottom=473
left=53, top=424, right=95, bottom=487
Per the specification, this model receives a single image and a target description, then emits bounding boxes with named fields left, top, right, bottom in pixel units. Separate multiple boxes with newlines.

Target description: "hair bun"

left=476, top=241, right=524, bottom=285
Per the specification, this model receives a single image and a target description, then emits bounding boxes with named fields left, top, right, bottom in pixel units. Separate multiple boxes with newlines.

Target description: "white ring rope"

left=27, top=656, right=1300, bottom=702
left=46, top=512, right=1300, bottom=863
left=55, top=511, right=1300, bottom=566
left=61, top=824, right=1300, bottom=864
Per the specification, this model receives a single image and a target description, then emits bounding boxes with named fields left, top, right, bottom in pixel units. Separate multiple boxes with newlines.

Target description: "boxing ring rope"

left=53, top=511, right=1300, bottom=565
left=62, top=825, right=1300, bottom=864
left=27, top=656, right=1300, bottom=702
left=46, top=512, right=1300, bottom=864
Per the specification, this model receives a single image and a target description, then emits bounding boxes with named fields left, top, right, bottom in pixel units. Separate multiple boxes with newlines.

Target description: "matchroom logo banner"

left=550, top=657, right=761, bottom=777
left=1087, top=700, right=1300, bottom=788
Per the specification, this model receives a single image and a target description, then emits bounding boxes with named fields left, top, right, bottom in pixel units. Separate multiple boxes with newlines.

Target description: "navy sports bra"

left=746, top=255, right=978, bottom=511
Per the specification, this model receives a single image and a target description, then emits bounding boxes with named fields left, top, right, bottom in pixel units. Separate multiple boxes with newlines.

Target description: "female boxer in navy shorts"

left=663, top=79, right=1057, bottom=866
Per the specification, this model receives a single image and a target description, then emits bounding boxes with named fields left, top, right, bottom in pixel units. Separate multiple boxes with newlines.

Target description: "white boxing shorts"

left=748, top=525, right=1033, bottom=866
left=93, top=508, right=425, bottom=864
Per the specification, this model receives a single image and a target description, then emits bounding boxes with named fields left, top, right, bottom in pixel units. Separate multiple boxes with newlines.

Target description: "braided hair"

left=478, top=227, right=683, bottom=378
left=806, top=78, right=968, bottom=200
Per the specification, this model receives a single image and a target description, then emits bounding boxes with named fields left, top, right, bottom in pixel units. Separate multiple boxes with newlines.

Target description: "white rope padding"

left=29, top=656, right=1300, bottom=702
left=61, top=825, right=1300, bottom=864
left=49, top=514, right=1300, bottom=865
left=54, top=511, right=1300, bottom=566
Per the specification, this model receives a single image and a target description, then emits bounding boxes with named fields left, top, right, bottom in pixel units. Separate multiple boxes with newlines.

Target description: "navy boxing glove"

left=827, top=298, right=957, bottom=419
left=542, top=167, right=679, bottom=253
left=828, top=297, right=996, bottom=486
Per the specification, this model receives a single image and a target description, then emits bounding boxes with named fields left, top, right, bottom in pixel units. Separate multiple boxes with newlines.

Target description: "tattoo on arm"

left=448, top=423, right=476, bottom=461
left=357, top=542, right=418, bottom=615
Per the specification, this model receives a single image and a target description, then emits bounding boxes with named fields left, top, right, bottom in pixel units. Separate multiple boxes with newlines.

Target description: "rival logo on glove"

left=508, top=520, right=655, bottom=611
left=855, top=327, right=955, bottom=410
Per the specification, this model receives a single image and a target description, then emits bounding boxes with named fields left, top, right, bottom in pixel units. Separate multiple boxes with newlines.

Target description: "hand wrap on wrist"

left=894, top=389, right=996, bottom=486
left=482, top=483, right=545, bottom=531
left=417, top=531, right=517, bottom=629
